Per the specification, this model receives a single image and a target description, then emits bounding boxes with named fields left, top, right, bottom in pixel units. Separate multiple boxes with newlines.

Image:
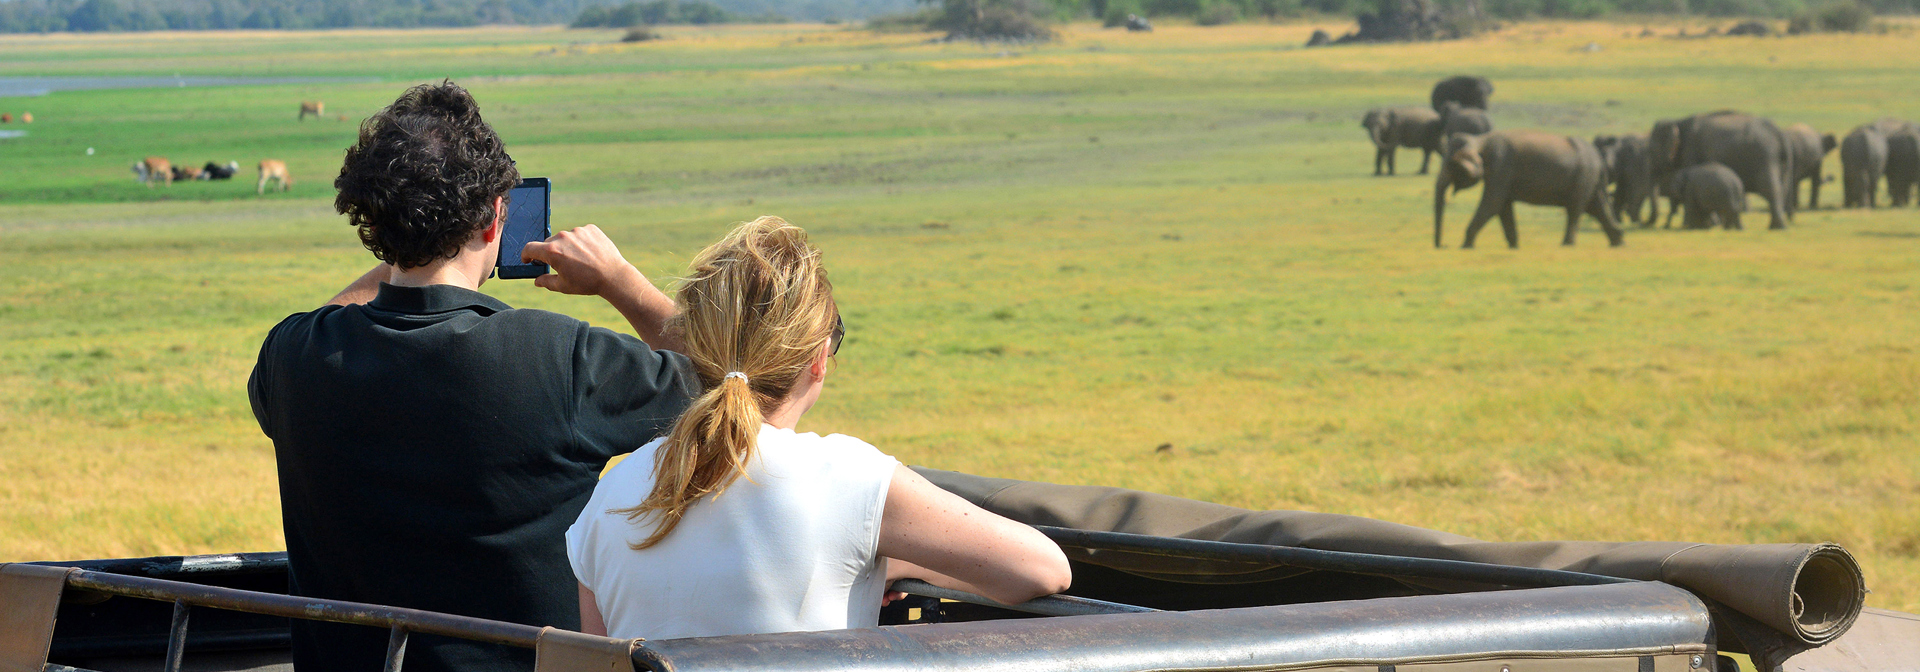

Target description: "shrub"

left=1247, top=0, right=1305, bottom=18
left=930, top=0, right=1055, bottom=40
left=865, top=6, right=938, bottom=30
left=1143, top=0, right=1203, bottom=14
left=1788, top=0, right=1870, bottom=32
left=1101, top=0, right=1142, bottom=25
left=1196, top=0, right=1243, bottom=23
left=621, top=25, right=659, bottom=39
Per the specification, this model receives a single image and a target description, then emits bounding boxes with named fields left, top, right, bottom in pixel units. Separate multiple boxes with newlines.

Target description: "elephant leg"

left=1761, top=171, right=1789, bottom=229
left=1664, top=196, right=1681, bottom=228
left=1810, top=174, right=1821, bottom=210
left=1683, top=206, right=1704, bottom=230
left=1586, top=194, right=1625, bottom=246
left=1460, top=195, right=1505, bottom=249
left=1725, top=208, right=1743, bottom=231
left=1499, top=203, right=1520, bottom=249
left=1561, top=206, right=1580, bottom=246
left=1375, top=148, right=1387, bottom=176
left=1787, top=178, right=1800, bottom=216
left=1419, top=148, right=1432, bottom=175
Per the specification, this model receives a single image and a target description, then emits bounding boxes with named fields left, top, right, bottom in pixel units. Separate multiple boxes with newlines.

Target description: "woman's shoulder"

left=757, top=426, right=895, bottom=468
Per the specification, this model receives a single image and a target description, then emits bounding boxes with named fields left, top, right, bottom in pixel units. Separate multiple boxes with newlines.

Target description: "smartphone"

left=496, top=177, right=551, bottom=280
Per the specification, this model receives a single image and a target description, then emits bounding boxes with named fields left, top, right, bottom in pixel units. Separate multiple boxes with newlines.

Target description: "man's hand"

left=521, top=225, right=684, bottom=352
left=521, top=225, right=642, bottom=297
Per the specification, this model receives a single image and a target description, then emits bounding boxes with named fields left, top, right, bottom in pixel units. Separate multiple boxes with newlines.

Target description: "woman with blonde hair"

left=566, top=216, right=1071, bottom=639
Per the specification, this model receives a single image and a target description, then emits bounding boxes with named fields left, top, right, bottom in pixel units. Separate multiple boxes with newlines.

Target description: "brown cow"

left=258, top=160, right=292, bottom=194
left=19, top=112, right=29, bottom=123
left=132, top=157, right=174, bottom=187
left=298, top=101, right=324, bottom=121
left=1, top=113, right=10, bottom=123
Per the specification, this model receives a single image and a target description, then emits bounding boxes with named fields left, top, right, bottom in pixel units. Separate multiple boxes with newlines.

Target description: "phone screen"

left=498, top=178, right=550, bottom=279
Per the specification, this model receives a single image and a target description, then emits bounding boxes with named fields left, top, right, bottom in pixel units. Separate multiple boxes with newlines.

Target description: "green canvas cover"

left=914, top=467, right=1866, bottom=656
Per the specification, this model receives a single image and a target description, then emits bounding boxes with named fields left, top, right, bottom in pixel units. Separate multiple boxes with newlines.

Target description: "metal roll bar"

left=1033, top=525, right=1636, bottom=589
left=59, top=568, right=546, bottom=672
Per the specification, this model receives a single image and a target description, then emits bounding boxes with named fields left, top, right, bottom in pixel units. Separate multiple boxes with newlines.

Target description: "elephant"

left=1431, top=75, right=1493, bottom=112
left=1667, top=162, right=1746, bottom=230
left=1882, top=120, right=1920, bottom=207
left=1840, top=123, right=1889, bottom=208
left=1648, top=111, right=1794, bottom=230
left=1363, top=106, right=1442, bottom=175
left=1594, top=133, right=1655, bottom=225
left=1433, top=130, right=1625, bottom=249
left=1782, top=123, right=1837, bottom=211
left=1425, top=102, right=1493, bottom=167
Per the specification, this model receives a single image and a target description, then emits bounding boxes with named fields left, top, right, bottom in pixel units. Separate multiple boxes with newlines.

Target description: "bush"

left=1788, top=0, right=1871, bottom=32
left=1246, top=0, right=1306, bottom=17
left=1195, top=0, right=1243, bottom=23
left=1100, top=0, right=1142, bottom=25
left=865, top=7, right=938, bottom=30
left=1143, top=0, right=1203, bottom=14
left=931, top=0, right=1055, bottom=40
left=572, top=0, right=737, bottom=28
left=621, top=25, right=659, bottom=39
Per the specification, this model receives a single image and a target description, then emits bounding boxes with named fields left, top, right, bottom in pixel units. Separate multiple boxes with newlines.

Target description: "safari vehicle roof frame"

left=5, top=529, right=1661, bottom=672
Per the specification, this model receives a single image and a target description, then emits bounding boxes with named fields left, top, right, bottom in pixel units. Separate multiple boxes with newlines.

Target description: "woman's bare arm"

left=578, top=582, right=608, bottom=636
left=877, top=465, right=1071, bottom=605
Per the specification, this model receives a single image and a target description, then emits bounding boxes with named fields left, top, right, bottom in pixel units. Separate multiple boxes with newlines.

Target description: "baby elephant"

left=1434, top=130, right=1624, bottom=248
left=1667, top=163, right=1746, bottom=230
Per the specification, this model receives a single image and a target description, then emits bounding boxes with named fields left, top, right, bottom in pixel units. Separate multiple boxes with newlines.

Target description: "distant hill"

left=0, top=0, right=915, bottom=32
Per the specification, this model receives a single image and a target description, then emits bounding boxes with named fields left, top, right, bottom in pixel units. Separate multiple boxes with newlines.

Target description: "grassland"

left=2, top=20, right=1917, bottom=613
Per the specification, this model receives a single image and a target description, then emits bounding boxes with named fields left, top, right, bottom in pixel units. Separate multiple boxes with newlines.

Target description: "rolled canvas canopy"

left=914, top=467, right=1866, bottom=648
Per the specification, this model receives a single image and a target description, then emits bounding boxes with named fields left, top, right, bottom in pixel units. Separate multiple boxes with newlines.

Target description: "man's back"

left=251, top=283, right=693, bottom=672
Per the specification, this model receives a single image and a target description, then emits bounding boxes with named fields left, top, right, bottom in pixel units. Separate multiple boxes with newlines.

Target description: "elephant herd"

left=1364, top=77, right=1920, bottom=249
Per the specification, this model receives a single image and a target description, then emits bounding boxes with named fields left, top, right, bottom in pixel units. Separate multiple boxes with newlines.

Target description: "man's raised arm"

left=327, top=264, right=392, bottom=307
left=520, top=225, right=683, bottom=353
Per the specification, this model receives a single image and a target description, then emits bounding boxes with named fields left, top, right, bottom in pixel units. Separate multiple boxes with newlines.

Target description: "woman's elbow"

left=994, top=549, right=1073, bottom=604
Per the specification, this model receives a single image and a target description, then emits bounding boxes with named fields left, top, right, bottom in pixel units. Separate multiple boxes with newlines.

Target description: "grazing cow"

left=131, top=157, right=175, bottom=187
left=20, top=112, right=29, bottom=123
left=171, top=164, right=205, bottom=182
left=0, top=113, right=9, bottom=123
left=299, top=101, right=324, bottom=121
left=199, top=161, right=240, bottom=180
left=258, top=160, right=292, bottom=194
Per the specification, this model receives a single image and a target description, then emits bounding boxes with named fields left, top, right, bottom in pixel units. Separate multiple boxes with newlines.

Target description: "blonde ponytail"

left=614, top=216, right=838, bottom=550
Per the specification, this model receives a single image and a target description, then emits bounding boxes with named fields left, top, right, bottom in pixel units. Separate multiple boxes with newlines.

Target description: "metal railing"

left=40, top=526, right=1635, bottom=672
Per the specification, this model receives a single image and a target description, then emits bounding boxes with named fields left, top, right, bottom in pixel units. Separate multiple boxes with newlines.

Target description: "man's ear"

left=482, top=196, right=504, bottom=243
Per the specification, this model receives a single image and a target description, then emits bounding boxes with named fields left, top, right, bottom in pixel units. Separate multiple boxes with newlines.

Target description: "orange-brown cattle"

left=132, top=157, right=174, bottom=187
left=298, top=101, right=324, bottom=121
left=258, top=160, right=292, bottom=194
left=19, top=112, right=30, bottom=123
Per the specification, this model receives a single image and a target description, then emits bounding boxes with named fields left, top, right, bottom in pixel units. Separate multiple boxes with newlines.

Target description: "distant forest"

left=0, top=0, right=912, bottom=30
left=0, top=0, right=1904, bottom=33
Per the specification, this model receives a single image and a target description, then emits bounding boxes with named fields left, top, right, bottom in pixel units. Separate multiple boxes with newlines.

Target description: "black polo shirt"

left=249, top=283, right=695, bottom=672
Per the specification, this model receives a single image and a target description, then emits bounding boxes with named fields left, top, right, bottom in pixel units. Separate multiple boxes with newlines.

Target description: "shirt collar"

left=367, top=283, right=513, bottom=317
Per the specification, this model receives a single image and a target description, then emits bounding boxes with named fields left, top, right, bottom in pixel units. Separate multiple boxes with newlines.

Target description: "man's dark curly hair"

left=335, top=81, right=519, bottom=270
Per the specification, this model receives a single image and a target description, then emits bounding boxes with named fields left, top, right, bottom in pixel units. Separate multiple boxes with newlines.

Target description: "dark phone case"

left=497, top=177, right=551, bottom=279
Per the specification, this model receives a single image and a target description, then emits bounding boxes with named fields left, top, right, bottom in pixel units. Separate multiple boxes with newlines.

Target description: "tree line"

left=0, top=0, right=1898, bottom=33
left=0, top=0, right=902, bottom=31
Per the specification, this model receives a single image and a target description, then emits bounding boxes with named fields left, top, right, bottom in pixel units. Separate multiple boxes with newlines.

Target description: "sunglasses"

left=830, top=313, right=845, bottom=357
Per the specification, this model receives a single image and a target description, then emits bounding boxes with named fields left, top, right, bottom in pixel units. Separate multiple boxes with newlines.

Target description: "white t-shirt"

left=566, top=425, right=901, bottom=640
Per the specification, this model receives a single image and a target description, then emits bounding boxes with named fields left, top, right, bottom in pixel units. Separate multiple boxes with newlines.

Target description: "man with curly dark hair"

left=249, top=81, right=696, bottom=672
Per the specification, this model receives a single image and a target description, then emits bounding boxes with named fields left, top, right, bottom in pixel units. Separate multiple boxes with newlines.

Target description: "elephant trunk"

left=1433, top=170, right=1451, bottom=248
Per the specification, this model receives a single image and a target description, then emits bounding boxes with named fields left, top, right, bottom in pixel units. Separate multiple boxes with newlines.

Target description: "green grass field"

left=3, top=20, right=1917, bottom=612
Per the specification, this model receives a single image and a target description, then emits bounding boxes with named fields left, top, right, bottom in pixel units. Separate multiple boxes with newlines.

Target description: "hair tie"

left=724, top=371, right=748, bottom=384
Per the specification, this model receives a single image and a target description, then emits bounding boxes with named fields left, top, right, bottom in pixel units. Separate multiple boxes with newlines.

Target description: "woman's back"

left=567, top=426, right=899, bottom=640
